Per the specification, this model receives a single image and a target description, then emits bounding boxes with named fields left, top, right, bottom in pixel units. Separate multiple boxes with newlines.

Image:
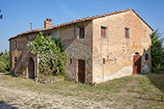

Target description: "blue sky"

left=0, top=0, right=164, bottom=52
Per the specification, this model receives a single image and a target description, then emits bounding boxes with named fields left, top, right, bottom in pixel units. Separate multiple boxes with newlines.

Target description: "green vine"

left=27, top=32, right=67, bottom=76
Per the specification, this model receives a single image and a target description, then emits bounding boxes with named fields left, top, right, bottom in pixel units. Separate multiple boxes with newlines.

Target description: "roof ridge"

left=52, top=8, right=132, bottom=29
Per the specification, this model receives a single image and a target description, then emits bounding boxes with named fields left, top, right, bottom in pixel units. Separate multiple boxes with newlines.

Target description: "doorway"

left=28, top=57, right=34, bottom=79
left=78, top=59, right=85, bottom=83
left=133, top=53, right=141, bottom=74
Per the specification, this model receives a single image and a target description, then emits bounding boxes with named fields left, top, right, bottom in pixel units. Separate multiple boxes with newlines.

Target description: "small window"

left=103, top=58, right=105, bottom=64
left=14, top=41, right=17, bottom=49
left=125, top=27, right=130, bottom=38
left=101, top=27, right=107, bottom=38
left=70, top=58, right=72, bottom=64
left=145, top=54, right=148, bottom=61
left=26, top=39, right=29, bottom=45
left=15, top=57, right=17, bottom=65
left=79, top=27, right=84, bottom=38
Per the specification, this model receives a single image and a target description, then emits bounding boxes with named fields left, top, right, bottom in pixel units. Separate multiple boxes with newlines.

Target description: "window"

left=14, top=41, right=17, bottom=49
left=15, top=57, right=17, bottom=65
left=101, top=27, right=107, bottom=38
left=79, top=27, right=84, bottom=38
left=103, top=58, right=105, bottom=64
left=125, top=27, right=130, bottom=38
left=145, top=54, right=148, bottom=61
left=70, top=58, right=72, bottom=64
left=26, top=39, right=29, bottom=45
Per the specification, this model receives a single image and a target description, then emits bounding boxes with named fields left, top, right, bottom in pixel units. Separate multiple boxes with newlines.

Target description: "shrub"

left=0, top=49, right=10, bottom=72
left=27, top=32, right=67, bottom=76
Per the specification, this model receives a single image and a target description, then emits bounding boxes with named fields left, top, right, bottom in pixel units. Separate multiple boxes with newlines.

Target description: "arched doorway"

left=78, top=59, right=85, bottom=83
left=133, top=52, right=141, bottom=74
left=28, top=57, right=34, bottom=79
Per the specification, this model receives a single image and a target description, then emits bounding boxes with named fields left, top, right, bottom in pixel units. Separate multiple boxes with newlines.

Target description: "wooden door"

left=133, top=54, right=141, bottom=74
left=78, top=60, right=85, bottom=83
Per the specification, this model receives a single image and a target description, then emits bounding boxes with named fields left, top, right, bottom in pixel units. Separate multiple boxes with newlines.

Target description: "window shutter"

left=79, top=27, right=84, bottom=38
left=103, top=58, right=105, bottom=64
left=101, top=27, right=106, bottom=38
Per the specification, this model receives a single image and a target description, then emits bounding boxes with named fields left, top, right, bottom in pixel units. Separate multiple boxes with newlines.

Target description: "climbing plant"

left=27, top=32, right=67, bottom=75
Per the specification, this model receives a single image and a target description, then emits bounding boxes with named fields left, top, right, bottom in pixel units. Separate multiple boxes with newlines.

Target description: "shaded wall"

left=45, top=21, right=93, bottom=84
left=9, top=34, right=39, bottom=78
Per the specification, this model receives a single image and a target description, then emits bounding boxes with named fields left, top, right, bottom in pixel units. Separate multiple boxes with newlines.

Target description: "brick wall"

left=92, top=11, right=152, bottom=83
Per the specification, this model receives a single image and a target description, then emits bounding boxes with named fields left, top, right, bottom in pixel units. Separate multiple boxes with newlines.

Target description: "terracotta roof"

left=9, top=8, right=153, bottom=41
left=8, top=28, right=53, bottom=40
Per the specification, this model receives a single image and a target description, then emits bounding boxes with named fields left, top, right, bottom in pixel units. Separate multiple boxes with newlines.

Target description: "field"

left=0, top=72, right=164, bottom=109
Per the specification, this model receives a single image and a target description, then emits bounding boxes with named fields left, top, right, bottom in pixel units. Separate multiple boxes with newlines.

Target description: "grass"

left=0, top=72, right=164, bottom=108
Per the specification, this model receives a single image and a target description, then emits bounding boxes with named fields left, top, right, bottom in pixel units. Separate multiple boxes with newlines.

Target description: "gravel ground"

left=1, top=73, right=164, bottom=109
left=0, top=85, right=110, bottom=109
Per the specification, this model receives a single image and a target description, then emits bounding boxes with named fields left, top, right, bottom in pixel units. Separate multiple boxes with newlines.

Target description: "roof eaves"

left=9, top=8, right=153, bottom=41
left=8, top=27, right=54, bottom=41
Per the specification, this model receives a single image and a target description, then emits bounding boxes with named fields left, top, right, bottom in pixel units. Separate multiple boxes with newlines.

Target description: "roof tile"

left=9, top=8, right=153, bottom=40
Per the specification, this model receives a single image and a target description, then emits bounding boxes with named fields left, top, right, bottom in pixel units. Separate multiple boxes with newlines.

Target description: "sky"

left=0, top=0, right=164, bottom=52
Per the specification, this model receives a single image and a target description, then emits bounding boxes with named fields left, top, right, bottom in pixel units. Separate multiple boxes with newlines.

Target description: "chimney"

left=44, top=18, right=52, bottom=28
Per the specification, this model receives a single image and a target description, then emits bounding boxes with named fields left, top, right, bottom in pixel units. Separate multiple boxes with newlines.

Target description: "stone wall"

left=9, top=34, right=39, bottom=78
left=92, top=11, right=152, bottom=83
left=43, top=21, right=93, bottom=84
left=10, top=21, right=93, bottom=84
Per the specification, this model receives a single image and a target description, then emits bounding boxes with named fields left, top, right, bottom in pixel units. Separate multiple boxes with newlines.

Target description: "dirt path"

left=0, top=85, right=109, bottom=109
left=1, top=73, right=164, bottom=109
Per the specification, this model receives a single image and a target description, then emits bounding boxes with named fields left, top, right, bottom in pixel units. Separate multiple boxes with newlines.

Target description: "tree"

left=151, top=29, right=164, bottom=73
left=0, top=49, right=10, bottom=72
left=0, top=10, right=3, bottom=19
left=27, top=32, right=67, bottom=76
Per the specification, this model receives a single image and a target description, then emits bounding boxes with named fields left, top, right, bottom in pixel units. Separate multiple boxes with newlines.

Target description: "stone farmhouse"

left=9, top=9, right=153, bottom=84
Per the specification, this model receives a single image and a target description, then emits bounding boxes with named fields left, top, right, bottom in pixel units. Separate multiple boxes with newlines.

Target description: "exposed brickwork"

left=57, top=21, right=93, bottom=84
left=92, top=11, right=152, bottom=83
left=44, top=18, right=52, bottom=28
left=9, top=9, right=152, bottom=84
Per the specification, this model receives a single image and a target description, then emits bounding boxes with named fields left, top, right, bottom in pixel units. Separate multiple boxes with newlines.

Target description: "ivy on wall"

left=27, top=32, right=67, bottom=75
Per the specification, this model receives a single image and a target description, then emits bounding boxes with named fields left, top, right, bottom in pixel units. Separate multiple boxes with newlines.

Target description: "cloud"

left=58, top=3, right=80, bottom=19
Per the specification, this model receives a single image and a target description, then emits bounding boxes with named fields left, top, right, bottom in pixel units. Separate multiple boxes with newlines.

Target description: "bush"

left=0, top=61, right=6, bottom=71
left=27, top=32, right=67, bottom=76
left=0, top=49, right=10, bottom=72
